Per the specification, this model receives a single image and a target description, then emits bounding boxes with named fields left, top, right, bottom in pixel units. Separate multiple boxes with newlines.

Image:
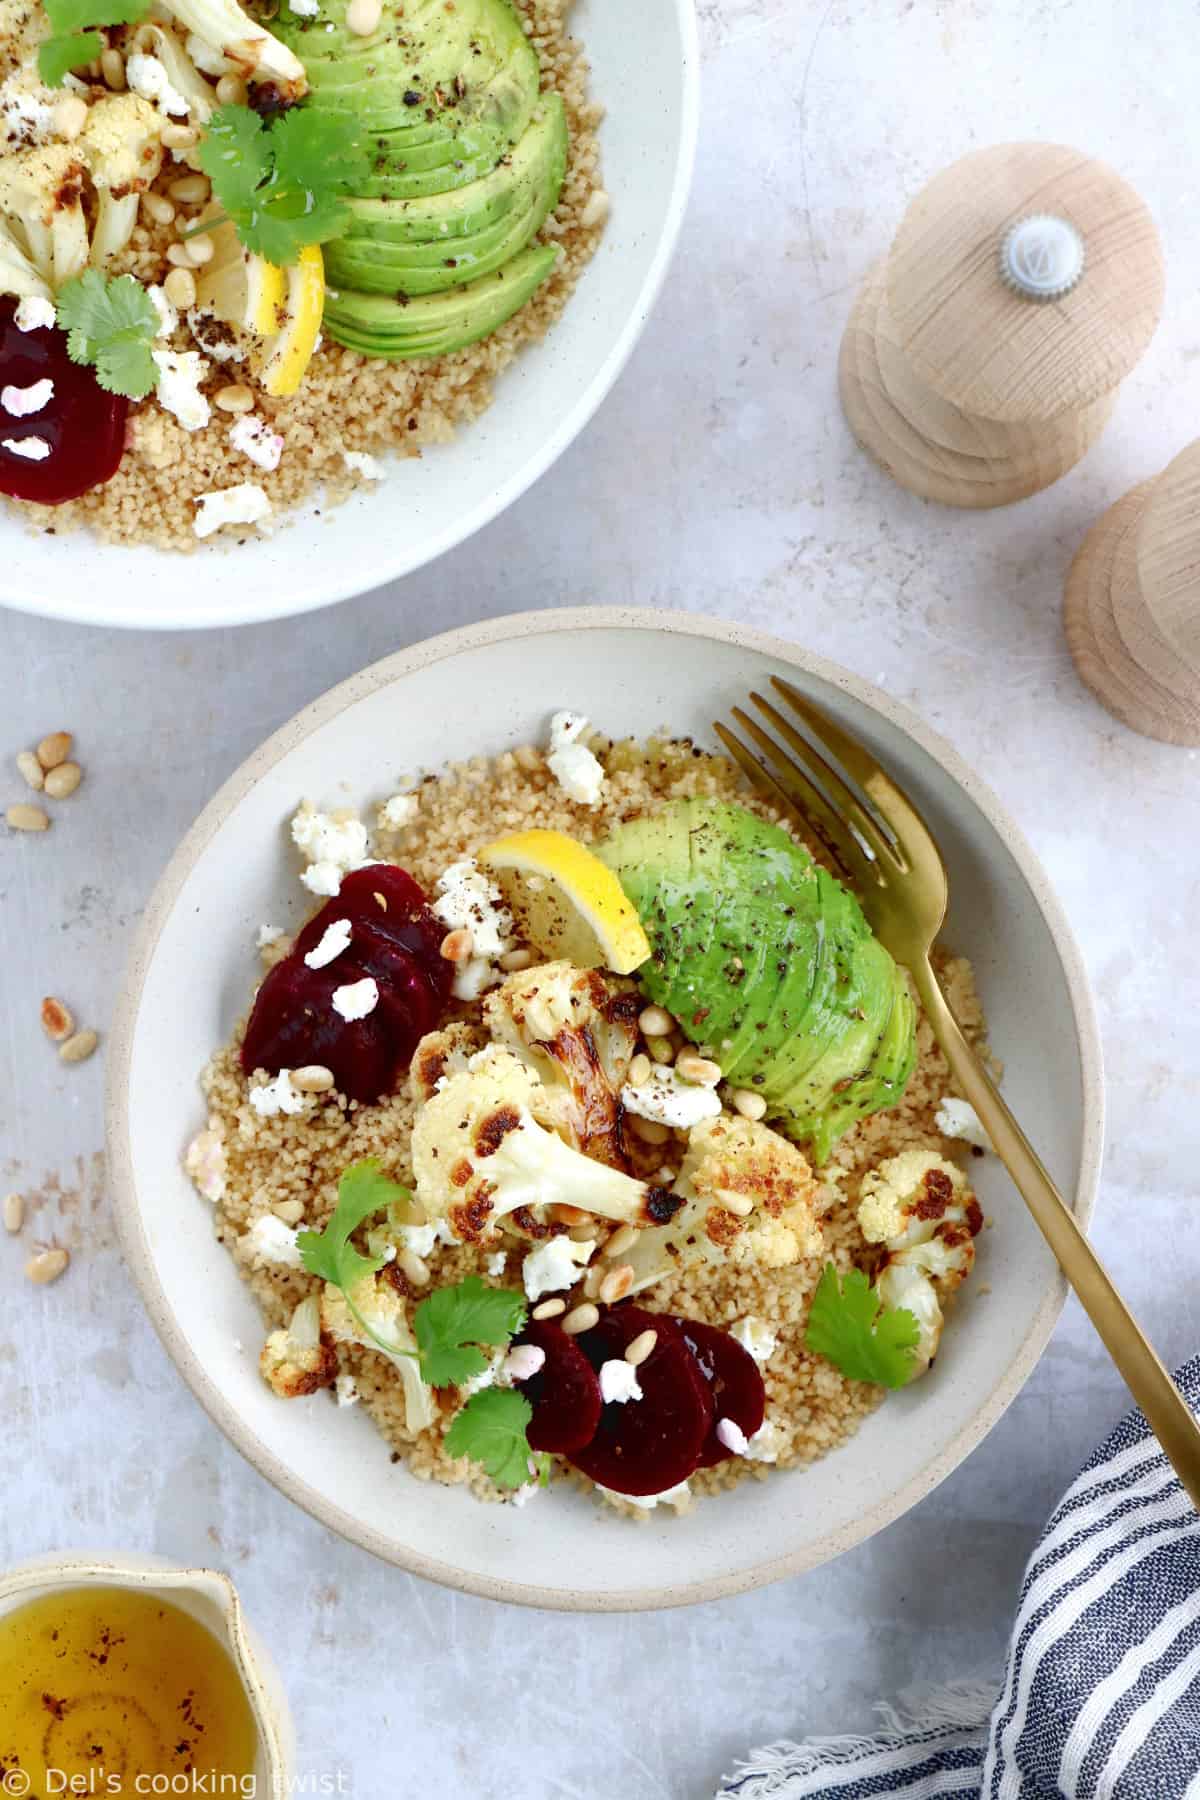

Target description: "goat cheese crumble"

left=153, top=348, right=210, bottom=431
left=193, top=482, right=272, bottom=539
left=598, top=1481, right=691, bottom=1511
left=716, top=1416, right=749, bottom=1455
left=126, top=52, right=190, bottom=115
left=522, top=1235, right=597, bottom=1302
left=344, top=448, right=384, bottom=479
left=332, top=976, right=379, bottom=1022
left=380, top=792, right=419, bottom=829
left=730, top=1316, right=778, bottom=1365
left=304, top=917, right=352, bottom=970
left=620, top=1065, right=723, bottom=1130
left=248, top=1069, right=309, bottom=1118
left=432, top=857, right=513, bottom=1000
left=599, top=1359, right=644, bottom=1405
left=2, top=435, right=49, bottom=460
left=184, top=1127, right=226, bottom=1203
left=147, top=285, right=178, bottom=338
left=229, top=412, right=284, bottom=472
left=291, top=802, right=370, bottom=897
left=2, top=378, right=52, bottom=417
left=935, top=1096, right=991, bottom=1150
left=743, top=1419, right=783, bottom=1464
left=502, top=1343, right=547, bottom=1383
left=14, top=296, right=56, bottom=332
left=245, top=1214, right=304, bottom=1269
left=257, top=923, right=286, bottom=949
left=546, top=710, right=606, bottom=807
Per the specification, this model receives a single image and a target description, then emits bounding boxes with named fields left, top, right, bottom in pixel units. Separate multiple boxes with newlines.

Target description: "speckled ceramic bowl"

left=107, top=608, right=1104, bottom=1609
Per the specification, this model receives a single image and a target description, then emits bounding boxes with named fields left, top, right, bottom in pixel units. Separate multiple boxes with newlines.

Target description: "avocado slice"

left=324, top=242, right=561, bottom=359
left=324, top=95, right=566, bottom=297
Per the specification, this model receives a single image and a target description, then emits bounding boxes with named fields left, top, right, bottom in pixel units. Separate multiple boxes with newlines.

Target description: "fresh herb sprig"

left=194, top=103, right=370, bottom=265
left=804, top=1263, right=922, bottom=1389
left=55, top=270, right=159, bottom=399
left=38, top=0, right=150, bottom=88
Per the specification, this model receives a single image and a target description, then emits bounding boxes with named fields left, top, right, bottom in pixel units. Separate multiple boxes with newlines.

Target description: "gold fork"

left=716, top=675, right=1200, bottom=1508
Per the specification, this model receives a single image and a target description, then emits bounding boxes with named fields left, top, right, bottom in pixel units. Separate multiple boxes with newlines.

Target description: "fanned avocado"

left=324, top=96, right=566, bottom=297
left=596, top=800, right=917, bottom=1164
left=324, top=243, right=561, bottom=359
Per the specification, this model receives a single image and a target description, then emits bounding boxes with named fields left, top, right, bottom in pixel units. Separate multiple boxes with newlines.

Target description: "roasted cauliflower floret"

left=410, top=1045, right=683, bottom=1244
left=80, top=94, right=164, bottom=267
left=408, top=1020, right=482, bottom=1105
left=159, top=0, right=307, bottom=96
left=0, top=142, right=87, bottom=288
left=624, top=1113, right=822, bottom=1293
left=857, top=1150, right=983, bottom=1375
left=259, top=1295, right=337, bottom=1398
left=483, top=960, right=639, bottom=1166
left=320, top=1273, right=434, bottom=1434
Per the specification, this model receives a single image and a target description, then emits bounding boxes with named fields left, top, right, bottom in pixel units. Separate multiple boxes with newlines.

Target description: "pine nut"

left=52, top=94, right=88, bottom=139
left=160, top=122, right=198, bottom=150
left=604, top=1223, right=637, bottom=1259
left=721, top=1192, right=755, bottom=1218
left=438, top=927, right=474, bottom=963
left=163, top=268, right=196, bottom=308
left=561, top=1302, right=599, bottom=1336
left=582, top=1265, right=604, bottom=1299
left=184, top=235, right=215, bottom=266
left=165, top=243, right=195, bottom=268
left=624, top=1328, right=657, bottom=1367
left=143, top=192, right=176, bottom=225
left=568, top=1223, right=596, bottom=1242
left=26, top=1247, right=69, bottom=1285
left=44, top=761, right=81, bottom=799
left=36, top=731, right=72, bottom=770
left=531, top=1297, right=566, bottom=1320
left=346, top=0, right=381, bottom=32
left=550, top=1203, right=589, bottom=1227
left=59, top=1028, right=98, bottom=1064
left=215, top=72, right=248, bottom=104
left=6, top=803, right=49, bottom=832
left=598, top=1264, right=634, bottom=1306
left=732, top=1088, right=767, bottom=1121
left=16, top=750, right=44, bottom=791
left=638, top=1004, right=674, bottom=1038
left=214, top=384, right=254, bottom=414
left=399, top=1248, right=430, bottom=1286
left=290, top=1064, right=334, bottom=1092
left=627, top=1052, right=651, bottom=1087
left=630, top=1116, right=669, bottom=1145
left=168, top=173, right=210, bottom=204
left=499, top=946, right=535, bottom=971
left=272, top=1198, right=305, bottom=1224
left=3, top=1192, right=23, bottom=1234
left=646, top=1035, right=675, bottom=1064
left=41, top=996, right=74, bottom=1042
left=676, top=1049, right=722, bottom=1087
left=100, top=46, right=126, bottom=88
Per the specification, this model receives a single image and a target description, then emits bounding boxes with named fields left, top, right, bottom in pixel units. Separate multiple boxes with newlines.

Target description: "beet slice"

left=241, top=959, right=394, bottom=1103
left=676, top=1318, right=766, bottom=1467
left=569, top=1307, right=714, bottom=1497
left=296, top=865, right=450, bottom=979
left=513, top=1320, right=603, bottom=1454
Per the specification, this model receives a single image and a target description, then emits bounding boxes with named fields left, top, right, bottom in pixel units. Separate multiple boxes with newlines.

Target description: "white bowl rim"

left=105, top=605, right=1105, bottom=1610
left=0, top=5, right=701, bottom=632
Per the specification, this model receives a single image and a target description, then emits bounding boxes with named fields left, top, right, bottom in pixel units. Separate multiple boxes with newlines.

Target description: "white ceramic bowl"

left=107, top=608, right=1104, bottom=1610
left=0, top=4, right=699, bottom=631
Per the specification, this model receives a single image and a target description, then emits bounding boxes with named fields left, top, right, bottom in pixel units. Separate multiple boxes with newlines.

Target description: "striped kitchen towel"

left=718, top=1356, right=1200, bottom=1799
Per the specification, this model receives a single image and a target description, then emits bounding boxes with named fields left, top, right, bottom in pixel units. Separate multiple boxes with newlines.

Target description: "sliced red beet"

left=569, top=1307, right=714, bottom=1497
left=676, top=1318, right=766, bottom=1467
left=513, top=1320, right=603, bottom=1454
left=240, top=863, right=452, bottom=1104
left=0, top=297, right=129, bottom=504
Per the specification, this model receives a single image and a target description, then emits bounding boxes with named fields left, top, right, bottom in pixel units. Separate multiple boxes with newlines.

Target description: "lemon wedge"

left=192, top=220, right=285, bottom=338
left=478, top=829, right=651, bottom=975
left=251, top=245, right=325, bottom=398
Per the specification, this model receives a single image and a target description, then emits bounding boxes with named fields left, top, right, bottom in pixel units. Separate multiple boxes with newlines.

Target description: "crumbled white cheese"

left=380, top=792, right=419, bottom=829
left=935, top=1096, right=991, bottom=1151
left=257, top=923, right=286, bottom=949
left=185, top=31, right=233, bottom=75
left=485, top=1251, right=508, bottom=1277
left=153, top=348, right=211, bottom=431
left=147, top=285, right=177, bottom=338
left=598, top=1481, right=691, bottom=1511
left=184, top=1126, right=226, bottom=1203
left=522, top=1235, right=596, bottom=1302
left=332, top=976, right=379, bottom=1022
left=291, top=802, right=370, bottom=897
left=186, top=308, right=247, bottom=362
left=193, top=482, right=272, bottom=539
left=392, top=1218, right=458, bottom=1259
left=126, top=52, right=190, bottom=115
left=460, top=1347, right=505, bottom=1397
left=229, top=412, right=284, bottom=472
left=599, top=1359, right=644, bottom=1405
left=335, top=1373, right=359, bottom=1408
left=502, top=1343, right=546, bottom=1383
left=546, top=710, right=606, bottom=807
left=2, top=435, right=50, bottom=461
left=620, top=1065, right=723, bottom=1130
left=245, top=1214, right=304, bottom=1269
left=743, top=1419, right=784, bottom=1464
left=0, top=73, right=54, bottom=144
left=2, top=378, right=52, bottom=418
left=730, top=1316, right=778, bottom=1365
left=511, top=1482, right=540, bottom=1507
left=248, top=1069, right=309, bottom=1118
left=716, top=1415, right=749, bottom=1456
left=432, top=857, right=513, bottom=1000
left=304, top=917, right=352, bottom=970
left=343, top=448, right=384, bottom=480
left=290, top=0, right=320, bottom=14
left=14, top=296, right=56, bottom=333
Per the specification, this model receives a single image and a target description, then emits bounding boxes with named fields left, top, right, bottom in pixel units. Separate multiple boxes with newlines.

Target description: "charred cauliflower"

left=857, top=1150, right=983, bottom=1374
left=259, top=1295, right=337, bottom=1398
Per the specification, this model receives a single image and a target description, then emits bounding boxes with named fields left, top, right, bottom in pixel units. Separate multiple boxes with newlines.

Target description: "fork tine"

left=769, top=676, right=936, bottom=865
left=714, top=719, right=878, bottom=888
left=748, top=689, right=900, bottom=870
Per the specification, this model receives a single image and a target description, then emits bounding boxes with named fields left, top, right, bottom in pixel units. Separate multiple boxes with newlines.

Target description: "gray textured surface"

left=2, top=2, right=1198, bottom=1795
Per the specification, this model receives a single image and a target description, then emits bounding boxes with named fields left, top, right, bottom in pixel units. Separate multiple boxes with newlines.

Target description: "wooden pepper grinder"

left=1065, top=443, right=1200, bottom=745
left=839, top=143, right=1165, bottom=508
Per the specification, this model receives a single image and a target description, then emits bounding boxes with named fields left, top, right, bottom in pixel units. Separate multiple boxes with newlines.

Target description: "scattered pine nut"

left=290, top=1064, right=335, bottom=1092
left=162, top=268, right=196, bottom=309
left=722, top=1192, right=755, bottom=1218
left=59, top=1028, right=99, bottom=1064
left=214, top=384, right=254, bottom=414
left=43, top=761, right=82, bottom=799
left=26, top=1247, right=69, bottom=1285
left=499, top=946, right=535, bottom=972
left=16, top=750, right=44, bottom=791
left=638, top=1004, right=674, bottom=1038
left=160, top=122, right=198, bottom=151
left=215, top=72, right=248, bottom=104
left=731, top=1088, right=767, bottom=1121
left=143, top=192, right=177, bottom=224
left=3, top=1192, right=23, bottom=1235
left=582, top=1265, right=604, bottom=1299
left=561, top=1301, right=599, bottom=1336
left=40, top=996, right=74, bottom=1042
left=399, top=1248, right=430, bottom=1287
left=630, top=1116, right=670, bottom=1146
left=168, top=173, right=210, bottom=204
left=439, top=927, right=474, bottom=963
left=646, top=1035, right=675, bottom=1065
left=531, top=1297, right=566, bottom=1320
left=100, top=45, right=125, bottom=88
left=598, top=1264, right=634, bottom=1306
left=6, top=803, right=49, bottom=832
left=165, top=242, right=194, bottom=268
left=550, top=1202, right=589, bottom=1226
left=676, top=1049, right=722, bottom=1087
left=624, top=1328, right=657, bottom=1367
left=604, top=1223, right=637, bottom=1259
left=272, top=1198, right=305, bottom=1225
left=184, top=235, right=215, bottom=266
left=346, top=0, right=382, bottom=32
left=627, top=1052, right=651, bottom=1087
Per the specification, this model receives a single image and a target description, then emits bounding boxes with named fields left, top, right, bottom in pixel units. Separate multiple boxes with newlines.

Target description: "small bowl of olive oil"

left=0, top=1554, right=293, bottom=1797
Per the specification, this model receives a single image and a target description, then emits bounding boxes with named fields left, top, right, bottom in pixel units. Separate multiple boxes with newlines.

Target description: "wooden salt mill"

left=839, top=143, right=1165, bottom=508
left=1065, top=443, right=1200, bottom=745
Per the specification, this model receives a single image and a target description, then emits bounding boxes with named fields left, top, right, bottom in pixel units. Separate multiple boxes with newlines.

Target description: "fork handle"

left=914, top=957, right=1200, bottom=1511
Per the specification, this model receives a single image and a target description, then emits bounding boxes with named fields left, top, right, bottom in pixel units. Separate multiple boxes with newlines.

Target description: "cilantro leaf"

left=196, top=102, right=370, bottom=264
left=445, top=1387, right=537, bottom=1490
left=55, top=271, right=159, bottom=400
left=39, top=0, right=149, bottom=85
left=804, top=1263, right=921, bottom=1389
left=297, top=1157, right=406, bottom=1291
left=414, top=1275, right=527, bottom=1388
left=38, top=31, right=102, bottom=85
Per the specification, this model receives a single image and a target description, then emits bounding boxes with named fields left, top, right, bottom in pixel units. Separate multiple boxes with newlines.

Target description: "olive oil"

left=0, top=1586, right=258, bottom=1795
